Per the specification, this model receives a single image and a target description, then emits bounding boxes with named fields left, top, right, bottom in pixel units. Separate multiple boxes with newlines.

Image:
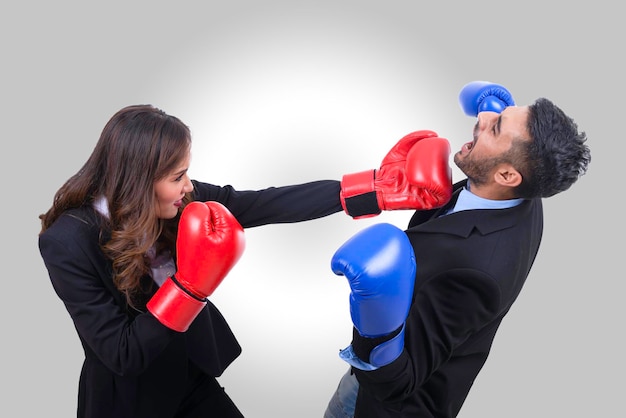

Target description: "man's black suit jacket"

left=352, top=180, right=544, bottom=417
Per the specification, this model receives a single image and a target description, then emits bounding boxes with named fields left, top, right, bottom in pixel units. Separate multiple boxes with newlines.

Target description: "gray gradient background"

left=2, top=1, right=622, bottom=417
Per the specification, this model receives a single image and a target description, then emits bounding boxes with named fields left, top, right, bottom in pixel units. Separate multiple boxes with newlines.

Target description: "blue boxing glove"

left=331, top=223, right=416, bottom=367
left=459, top=80, right=515, bottom=116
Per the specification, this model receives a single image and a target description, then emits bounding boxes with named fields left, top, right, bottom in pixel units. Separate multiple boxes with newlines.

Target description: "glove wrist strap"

left=340, top=170, right=381, bottom=219
left=146, top=276, right=207, bottom=332
left=352, top=324, right=404, bottom=367
left=369, top=324, right=405, bottom=367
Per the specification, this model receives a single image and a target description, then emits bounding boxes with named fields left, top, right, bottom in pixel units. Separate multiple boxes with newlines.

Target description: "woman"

left=38, top=104, right=451, bottom=417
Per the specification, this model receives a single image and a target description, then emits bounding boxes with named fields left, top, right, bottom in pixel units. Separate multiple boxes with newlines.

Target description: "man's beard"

left=454, top=152, right=501, bottom=188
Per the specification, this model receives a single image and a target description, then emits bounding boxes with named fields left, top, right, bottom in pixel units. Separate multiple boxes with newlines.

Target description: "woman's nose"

left=183, top=176, right=194, bottom=193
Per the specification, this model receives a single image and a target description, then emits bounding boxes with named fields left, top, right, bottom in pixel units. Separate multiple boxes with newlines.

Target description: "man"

left=325, top=81, right=591, bottom=417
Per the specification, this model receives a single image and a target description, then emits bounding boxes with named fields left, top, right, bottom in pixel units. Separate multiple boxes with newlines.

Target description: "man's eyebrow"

left=495, top=115, right=502, bottom=136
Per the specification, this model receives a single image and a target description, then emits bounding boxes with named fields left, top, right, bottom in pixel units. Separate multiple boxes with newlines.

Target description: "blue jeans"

left=324, top=369, right=359, bottom=418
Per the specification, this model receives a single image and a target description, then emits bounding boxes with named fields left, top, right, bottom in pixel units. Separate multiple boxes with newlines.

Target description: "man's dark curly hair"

left=511, top=98, right=591, bottom=199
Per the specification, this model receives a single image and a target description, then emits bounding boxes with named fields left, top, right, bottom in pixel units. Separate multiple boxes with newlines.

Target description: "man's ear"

left=493, top=164, right=522, bottom=188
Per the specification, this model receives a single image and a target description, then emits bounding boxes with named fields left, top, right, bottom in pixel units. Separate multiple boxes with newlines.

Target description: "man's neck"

left=466, top=180, right=517, bottom=201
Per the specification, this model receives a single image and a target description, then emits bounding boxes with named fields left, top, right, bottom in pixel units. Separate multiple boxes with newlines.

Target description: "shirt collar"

left=447, top=184, right=524, bottom=215
left=93, top=195, right=110, bottom=218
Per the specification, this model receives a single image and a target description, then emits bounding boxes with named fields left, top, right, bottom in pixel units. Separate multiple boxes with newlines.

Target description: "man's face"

left=454, top=106, right=530, bottom=187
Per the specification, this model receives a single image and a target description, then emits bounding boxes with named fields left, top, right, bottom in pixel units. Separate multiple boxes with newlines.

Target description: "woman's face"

left=154, top=151, right=194, bottom=219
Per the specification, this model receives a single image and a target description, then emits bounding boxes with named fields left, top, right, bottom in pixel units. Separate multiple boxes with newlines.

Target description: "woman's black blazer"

left=39, top=180, right=342, bottom=418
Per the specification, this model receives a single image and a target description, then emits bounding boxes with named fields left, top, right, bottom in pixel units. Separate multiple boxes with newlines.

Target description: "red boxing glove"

left=340, top=130, right=453, bottom=219
left=147, top=201, right=246, bottom=332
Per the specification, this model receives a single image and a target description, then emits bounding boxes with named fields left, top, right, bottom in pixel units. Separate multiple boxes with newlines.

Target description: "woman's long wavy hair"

left=39, top=105, right=193, bottom=307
